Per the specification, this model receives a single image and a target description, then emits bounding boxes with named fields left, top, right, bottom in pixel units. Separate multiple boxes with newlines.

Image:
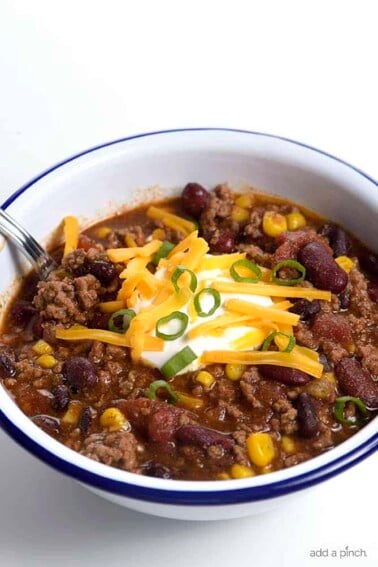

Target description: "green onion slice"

left=152, top=241, right=175, bottom=266
left=262, top=331, right=296, bottom=353
left=160, top=346, right=197, bottom=379
left=108, top=309, right=136, bottom=333
left=194, top=288, right=221, bottom=317
left=230, top=259, right=262, bottom=283
left=147, top=380, right=178, bottom=403
left=155, top=311, right=189, bottom=341
left=333, top=396, right=368, bottom=426
left=171, top=266, right=198, bottom=293
left=271, top=260, right=306, bottom=286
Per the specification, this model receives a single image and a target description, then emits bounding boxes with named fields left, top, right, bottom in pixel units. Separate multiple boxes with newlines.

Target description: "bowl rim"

left=0, top=127, right=377, bottom=506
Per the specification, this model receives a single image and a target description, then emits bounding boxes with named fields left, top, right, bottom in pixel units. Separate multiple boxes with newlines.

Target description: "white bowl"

left=0, top=129, right=377, bottom=521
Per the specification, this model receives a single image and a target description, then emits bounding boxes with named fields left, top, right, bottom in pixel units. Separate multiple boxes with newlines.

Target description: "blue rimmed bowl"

left=0, top=129, right=377, bottom=520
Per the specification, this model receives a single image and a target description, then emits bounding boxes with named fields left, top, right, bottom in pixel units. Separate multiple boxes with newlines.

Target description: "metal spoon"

left=0, top=208, right=56, bottom=279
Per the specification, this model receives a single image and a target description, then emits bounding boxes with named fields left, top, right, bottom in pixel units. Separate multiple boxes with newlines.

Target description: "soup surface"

left=1, top=183, right=377, bottom=481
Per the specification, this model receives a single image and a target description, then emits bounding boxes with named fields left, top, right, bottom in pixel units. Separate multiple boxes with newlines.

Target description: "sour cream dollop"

left=134, top=260, right=273, bottom=374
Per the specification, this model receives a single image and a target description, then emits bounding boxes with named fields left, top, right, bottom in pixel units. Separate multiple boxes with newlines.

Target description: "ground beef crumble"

left=33, top=273, right=101, bottom=325
left=81, top=430, right=142, bottom=473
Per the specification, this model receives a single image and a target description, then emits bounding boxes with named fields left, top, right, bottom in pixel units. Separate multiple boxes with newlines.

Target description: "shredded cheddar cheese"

left=63, top=216, right=79, bottom=257
left=225, top=299, right=300, bottom=326
left=231, top=329, right=269, bottom=350
left=200, top=350, right=323, bottom=379
left=212, top=281, right=331, bottom=301
left=198, top=252, right=246, bottom=271
left=107, top=240, right=161, bottom=263
left=147, top=206, right=197, bottom=235
left=56, top=328, right=129, bottom=347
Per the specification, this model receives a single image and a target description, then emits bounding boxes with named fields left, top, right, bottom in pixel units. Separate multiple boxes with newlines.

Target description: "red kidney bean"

left=148, top=408, right=183, bottom=443
left=62, top=357, right=97, bottom=390
left=318, top=224, right=351, bottom=257
left=311, top=313, right=353, bottom=349
left=296, top=393, right=319, bottom=438
left=86, top=260, right=117, bottom=284
left=329, top=226, right=351, bottom=257
left=335, top=358, right=378, bottom=408
left=121, top=398, right=152, bottom=433
left=298, top=241, right=348, bottom=293
left=32, top=415, right=60, bottom=436
left=182, top=183, right=210, bottom=218
left=11, top=300, right=37, bottom=327
left=79, top=406, right=92, bottom=435
left=51, top=385, right=70, bottom=411
left=367, top=282, right=378, bottom=303
left=358, top=250, right=378, bottom=277
left=143, top=461, right=172, bottom=479
left=209, top=230, right=236, bottom=254
left=122, top=398, right=192, bottom=443
left=0, top=350, right=16, bottom=378
left=289, top=299, right=320, bottom=320
left=176, top=425, right=234, bottom=450
left=259, top=365, right=311, bottom=385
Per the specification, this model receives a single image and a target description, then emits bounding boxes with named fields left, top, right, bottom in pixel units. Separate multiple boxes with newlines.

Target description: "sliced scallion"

left=155, top=311, right=189, bottom=341
left=333, top=396, right=368, bottom=426
left=152, top=241, right=175, bottom=266
left=160, top=346, right=197, bottom=378
left=147, top=380, right=178, bottom=403
left=230, top=259, right=262, bottom=283
left=108, top=309, right=136, bottom=333
left=271, top=259, right=306, bottom=286
left=193, top=288, right=221, bottom=317
left=262, top=331, right=296, bottom=353
left=171, top=266, right=198, bottom=293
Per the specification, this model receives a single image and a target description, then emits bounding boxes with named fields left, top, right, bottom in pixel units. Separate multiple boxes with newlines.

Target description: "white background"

left=0, top=1, right=377, bottom=566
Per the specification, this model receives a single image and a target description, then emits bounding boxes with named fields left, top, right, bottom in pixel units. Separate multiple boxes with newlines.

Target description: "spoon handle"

left=0, top=209, right=56, bottom=278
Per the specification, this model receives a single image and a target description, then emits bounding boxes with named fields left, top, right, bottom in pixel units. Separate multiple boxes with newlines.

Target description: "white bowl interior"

left=0, top=130, right=377, bottom=495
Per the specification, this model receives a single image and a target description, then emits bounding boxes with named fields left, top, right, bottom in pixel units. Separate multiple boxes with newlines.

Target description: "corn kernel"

left=231, top=464, right=255, bottom=479
left=125, top=234, right=137, bottom=247
left=261, top=465, right=273, bottom=474
left=281, top=435, right=296, bottom=454
left=225, top=363, right=245, bottom=381
left=286, top=212, right=307, bottom=231
left=96, top=226, right=112, bottom=239
left=231, top=206, right=250, bottom=223
left=247, top=432, right=276, bottom=467
left=216, top=472, right=231, bottom=480
left=196, top=370, right=215, bottom=388
left=152, top=228, right=166, bottom=240
left=62, top=401, right=83, bottom=426
left=262, top=211, right=288, bottom=237
left=100, top=407, right=128, bottom=432
left=36, top=354, right=57, bottom=369
left=335, top=256, right=354, bottom=273
left=235, top=193, right=254, bottom=209
left=32, top=340, right=53, bottom=356
left=176, top=392, right=204, bottom=410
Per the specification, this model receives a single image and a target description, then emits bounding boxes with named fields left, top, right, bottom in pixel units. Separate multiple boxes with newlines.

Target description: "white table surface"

left=0, top=2, right=377, bottom=566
